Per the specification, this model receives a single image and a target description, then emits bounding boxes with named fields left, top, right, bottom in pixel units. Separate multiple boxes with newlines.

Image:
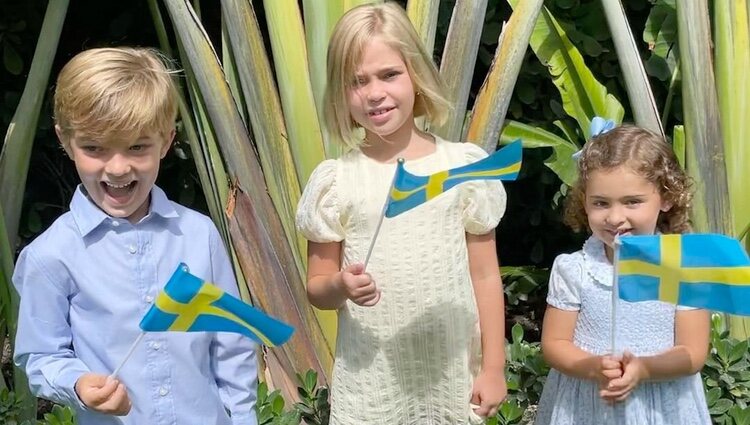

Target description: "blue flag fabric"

left=617, top=234, right=750, bottom=315
left=139, top=263, right=294, bottom=346
left=384, top=139, right=522, bottom=218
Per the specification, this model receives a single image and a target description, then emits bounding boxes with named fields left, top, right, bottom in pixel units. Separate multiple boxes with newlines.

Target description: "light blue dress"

left=535, top=237, right=711, bottom=425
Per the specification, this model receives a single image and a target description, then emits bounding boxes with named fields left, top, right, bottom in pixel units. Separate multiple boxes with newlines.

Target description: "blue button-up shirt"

left=13, top=185, right=258, bottom=425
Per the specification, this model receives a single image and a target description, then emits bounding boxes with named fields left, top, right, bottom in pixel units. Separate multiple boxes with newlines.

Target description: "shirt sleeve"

left=12, top=247, right=90, bottom=410
left=546, top=253, right=584, bottom=311
left=208, top=226, right=259, bottom=425
left=295, top=160, right=344, bottom=242
left=459, top=143, right=507, bottom=235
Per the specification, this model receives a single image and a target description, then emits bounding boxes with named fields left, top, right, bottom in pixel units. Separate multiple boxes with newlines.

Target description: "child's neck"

left=361, top=125, right=435, bottom=163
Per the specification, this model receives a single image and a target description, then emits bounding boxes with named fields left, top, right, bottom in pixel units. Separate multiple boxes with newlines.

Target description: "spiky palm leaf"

left=0, top=1, right=68, bottom=417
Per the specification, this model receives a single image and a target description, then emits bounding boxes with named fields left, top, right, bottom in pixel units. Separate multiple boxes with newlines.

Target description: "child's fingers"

left=601, top=367, right=622, bottom=380
left=350, top=279, right=377, bottom=298
left=477, top=400, right=500, bottom=418
left=88, top=378, right=120, bottom=404
left=600, top=386, right=633, bottom=401
left=343, top=263, right=365, bottom=275
left=600, top=356, right=621, bottom=370
left=99, top=383, right=131, bottom=415
left=358, top=289, right=381, bottom=307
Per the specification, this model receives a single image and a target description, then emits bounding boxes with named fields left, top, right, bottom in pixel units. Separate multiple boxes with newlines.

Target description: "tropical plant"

left=0, top=0, right=68, bottom=420
left=256, top=370, right=328, bottom=425
left=703, top=314, right=750, bottom=425
left=497, top=323, right=548, bottom=424
left=141, top=0, right=548, bottom=400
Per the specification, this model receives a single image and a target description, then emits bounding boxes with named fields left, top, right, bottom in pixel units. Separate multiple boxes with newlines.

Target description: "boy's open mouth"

left=101, top=181, right=137, bottom=201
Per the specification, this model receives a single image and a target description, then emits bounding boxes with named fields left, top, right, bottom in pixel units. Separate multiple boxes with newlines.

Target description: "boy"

left=13, top=47, right=258, bottom=425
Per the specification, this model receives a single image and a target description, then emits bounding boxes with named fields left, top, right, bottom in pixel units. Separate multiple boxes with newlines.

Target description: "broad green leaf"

left=600, top=0, right=663, bottom=136
left=406, top=0, right=441, bottom=55
left=2, top=43, right=23, bottom=75
left=466, top=0, right=544, bottom=153
left=713, top=0, right=750, bottom=339
left=0, top=0, right=68, bottom=249
left=500, top=119, right=578, bottom=185
left=715, top=1, right=750, bottom=244
left=434, top=0, right=488, bottom=142
left=220, top=0, right=306, bottom=267
left=508, top=0, right=624, bottom=136
left=672, top=125, right=685, bottom=169
left=0, top=1, right=66, bottom=415
left=643, top=0, right=678, bottom=82
left=676, top=0, right=732, bottom=235
left=302, top=0, right=370, bottom=159
left=162, top=0, right=332, bottom=385
left=148, top=0, right=229, bottom=240
left=263, top=0, right=326, bottom=184
left=221, top=0, right=336, bottom=352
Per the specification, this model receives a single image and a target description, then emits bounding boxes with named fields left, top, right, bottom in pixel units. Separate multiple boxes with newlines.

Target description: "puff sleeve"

left=546, top=253, right=584, bottom=311
left=295, top=160, right=345, bottom=242
left=460, top=143, right=508, bottom=234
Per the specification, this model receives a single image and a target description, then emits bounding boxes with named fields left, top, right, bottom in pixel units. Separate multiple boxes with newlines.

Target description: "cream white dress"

left=296, top=137, right=506, bottom=424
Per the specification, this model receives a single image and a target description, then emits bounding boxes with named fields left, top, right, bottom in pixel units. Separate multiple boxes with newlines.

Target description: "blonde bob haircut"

left=324, top=2, right=451, bottom=149
left=54, top=47, right=178, bottom=144
left=564, top=125, right=693, bottom=235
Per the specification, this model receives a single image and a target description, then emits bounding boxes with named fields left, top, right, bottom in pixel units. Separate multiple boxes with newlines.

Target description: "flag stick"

left=362, top=160, right=402, bottom=269
left=611, top=237, right=621, bottom=354
left=110, top=332, right=145, bottom=379
left=606, top=237, right=622, bottom=425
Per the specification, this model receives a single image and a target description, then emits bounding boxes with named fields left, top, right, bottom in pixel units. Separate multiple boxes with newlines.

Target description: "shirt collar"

left=70, top=184, right=179, bottom=236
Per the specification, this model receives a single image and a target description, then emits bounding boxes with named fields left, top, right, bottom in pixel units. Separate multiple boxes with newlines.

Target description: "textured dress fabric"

left=296, top=137, right=506, bottom=425
left=535, top=236, right=711, bottom=425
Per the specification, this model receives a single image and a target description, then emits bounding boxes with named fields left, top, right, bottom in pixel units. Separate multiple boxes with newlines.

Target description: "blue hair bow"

left=572, top=116, right=617, bottom=160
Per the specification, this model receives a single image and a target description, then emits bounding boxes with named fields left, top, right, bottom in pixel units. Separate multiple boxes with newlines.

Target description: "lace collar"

left=582, top=236, right=613, bottom=287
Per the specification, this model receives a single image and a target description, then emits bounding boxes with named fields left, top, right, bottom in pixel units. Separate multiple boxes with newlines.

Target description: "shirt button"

left=128, top=245, right=137, bottom=254
left=152, top=342, right=161, bottom=350
left=144, top=295, right=154, bottom=303
left=111, top=220, right=120, bottom=227
left=159, top=387, right=169, bottom=396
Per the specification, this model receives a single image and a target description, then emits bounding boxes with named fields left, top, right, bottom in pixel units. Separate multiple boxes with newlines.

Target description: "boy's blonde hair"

left=54, top=47, right=178, bottom=144
left=324, top=2, right=451, bottom=148
left=564, top=125, right=692, bottom=234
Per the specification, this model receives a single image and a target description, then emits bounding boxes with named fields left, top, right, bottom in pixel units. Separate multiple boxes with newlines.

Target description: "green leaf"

left=304, top=369, right=317, bottom=393
left=508, top=0, right=624, bottom=136
left=466, top=0, right=544, bottom=152
left=710, top=398, right=734, bottom=415
left=500, top=119, right=578, bottom=186
left=511, top=323, right=524, bottom=344
left=706, top=387, right=723, bottom=405
left=498, top=401, right=524, bottom=422
left=730, top=340, right=749, bottom=364
left=2, top=43, right=23, bottom=75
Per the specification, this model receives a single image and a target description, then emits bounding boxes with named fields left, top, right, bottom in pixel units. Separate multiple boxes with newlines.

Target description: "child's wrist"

left=481, top=363, right=505, bottom=375
left=635, top=356, right=650, bottom=382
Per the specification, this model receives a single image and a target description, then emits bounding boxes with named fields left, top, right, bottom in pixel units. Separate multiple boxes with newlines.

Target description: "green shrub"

left=703, top=314, right=750, bottom=425
left=256, top=370, right=329, bottom=425
left=0, top=389, right=75, bottom=425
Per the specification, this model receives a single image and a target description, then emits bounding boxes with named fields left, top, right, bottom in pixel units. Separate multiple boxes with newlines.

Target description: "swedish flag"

left=139, top=263, right=294, bottom=346
left=617, top=234, right=750, bottom=315
left=384, top=139, right=522, bottom=218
